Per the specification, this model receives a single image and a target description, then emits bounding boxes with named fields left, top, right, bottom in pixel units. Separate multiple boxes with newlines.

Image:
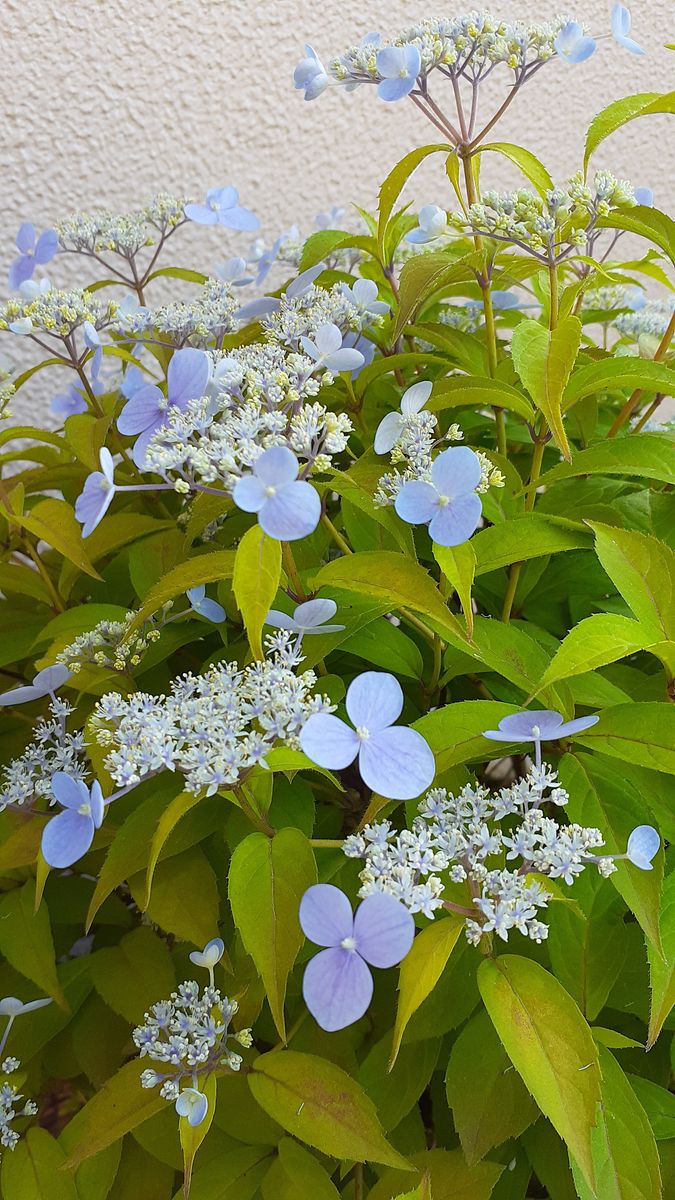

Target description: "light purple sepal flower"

left=395, top=446, right=483, bottom=547
left=184, top=187, right=260, bottom=232
left=83, top=321, right=103, bottom=379
left=299, top=671, right=435, bottom=800
left=342, top=331, right=375, bottom=379
left=634, top=187, right=653, bottom=207
left=234, top=265, right=324, bottom=324
left=294, top=45, right=328, bottom=101
left=0, top=664, right=70, bottom=707
left=0, top=996, right=52, bottom=1017
left=626, top=826, right=659, bottom=870
left=176, top=1087, right=208, bottom=1126
left=41, top=773, right=105, bottom=869
left=611, top=4, right=645, bottom=54
left=376, top=45, right=421, bottom=101
left=265, top=598, right=344, bottom=636
left=483, top=709, right=600, bottom=744
left=554, top=21, right=596, bottom=63
left=189, top=938, right=225, bottom=969
left=8, top=224, right=58, bottom=291
left=300, top=323, right=365, bottom=373
left=406, top=205, right=448, bottom=245
left=374, top=380, right=432, bottom=455
left=75, top=448, right=117, bottom=537
left=186, top=586, right=226, bottom=624
left=233, top=446, right=321, bottom=542
left=340, top=277, right=389, bottom=318
left=117, top=347, right=209, bottom=468
left=299, top=884, right=414, bottom=1030
left=51, top=383, right=88, bottom=419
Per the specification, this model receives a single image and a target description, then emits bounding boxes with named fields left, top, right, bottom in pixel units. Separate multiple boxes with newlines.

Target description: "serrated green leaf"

left=588, top=522, right=675, bottom=641
left=480, top=142, right=553, bottom=195
left=229, top=829, right=316, bottom=1040
left=394, top=250, right=482, bottom=338
left=233, top=524, right=281, bottom=659
left=428, top=376, right=535, bottom=422
left=390, top=916, right=463, bottom=1068
left=377, top=144, right=451, bottom=262
left=584, top=92, right=672, bottom=172
left=262, top=1138, right=340, bottom=1200
left=128, top=549, right=236, bottom=631
left=538, top=614, right=661, bottom=690
left=472, top=514, right=591, bottom=574
left=647, top=867, right=675, bottom=1048
left=249, top=1050, right=411, bottom=1170
left=0, top=880, right=66, bottom=1007
left=535, top=432, right=675, bottom=490
left=478, top=954, right=600, bottom=1191
left=90, top=926, right=176, bottom=1023
left=574, top=703, right=675, bottom=774
left=62, top=1060, right=166, bottom=1169
left=511, top=315, right=581, bottom=459
left=434, top=542, right=476, bottom=637
left=1, top=1128, right=79, bottom=1200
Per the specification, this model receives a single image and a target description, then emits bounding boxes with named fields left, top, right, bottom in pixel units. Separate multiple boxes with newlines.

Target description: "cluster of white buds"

left=115, top=278, right=239, bottom=348
left=262, top=279, right=375, bottom=347
left=56, top=607, right=170, bottom=675
left=134, top=941, right=251, bottom=1128
left=0, top=996, right=51, bottom=1156
left=614, top=297, right=674, bottom=342
left=343, top=763, right=618, bottom=944
left=329, top=12, right=569, bottom=91
left=452, top=172, right=638, bottom=263
left=0, top=698, right=87, bottom=811
left=91, top=631, right=332, bottom=795
left=57, top=193, right=190, bottom=258
left=0, top=288, right=118, bottom=339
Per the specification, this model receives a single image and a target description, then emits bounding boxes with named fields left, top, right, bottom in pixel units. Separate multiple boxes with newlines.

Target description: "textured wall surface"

left=1, top=0, right=673, bottom=419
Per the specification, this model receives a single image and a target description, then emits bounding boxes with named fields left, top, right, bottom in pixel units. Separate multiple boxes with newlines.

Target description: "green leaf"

left=62, top=1060, right=166, bottom=1169
left=248, top=1050, right=411, bottom=1169
left=390, top=916, right=463, bottom=1068
left=538, top=614, right=662, bottom=689
left=472, top=514, right=591, bottom=575
left=377, top=144, right=451, bottom=261
left=428, top=376, right=535, bottom=423
left=359, top=1036, right=439, bottom=1133
left=588, top=522, right=675, bottom=640
left=445, top=1009, right=539, bottom=1164
left=584, top=91, right=673, bottom=172
left=328, top=463, right=415, bottom=556
left=627, top=1074, right=675, bottom=1141
left=573, top=703, right=675, bottom=774
left=560, top=754, right=663, bottom=948
left=394, top=250, right=482, bottom=338
left=90, top=926, right=176, bottom=1023
left=233, top=525, right=282, bottom=659
left=570, top=1046, right=662, bottom=1200
left=535, top=433, right=675, bottom=490
left=596, top=206, right=675, bottom=263
left=261, top=1138, right=340, bottom=1200
left=434, top=542, right=476, bottom=637
left=0, top=881, right=66, bottom=1007
left=647, top=867, right=675, bottom=1048
left=367, top=1149, right=503, bottom=1200
left=341, top=618, right=424, bottom=680
left=547, top=876, right=627, bottom=1020
left=180, top=1074, right=217, bottom=1198
left=1, top=1128, right=79, bottom=1200
left=392, top=1173, right=432, bottom=1200
left=128, top=549, right=235, bottom=631
left=129, top=846, right=220, bottom=945
left=480, top=142, right=553, bottom=195
left=313, top=550, right=465, bottom=641
left=179, top=1144, right=273, bottom=1199
left=229, top=829, right=317, bottom=1040
left=478, top=954, right=600, bottom=1191
left=142, top=789, right=203, bottom=910
left=511, top=315, right=582, bottom=459
left=5, top=497, right=101, bottom=579
left=144, top=265, right=209, bottom=285
left=564, top=360, right=675, bottom=411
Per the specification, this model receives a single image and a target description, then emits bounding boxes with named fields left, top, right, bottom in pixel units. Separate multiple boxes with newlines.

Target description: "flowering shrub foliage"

left=0, top=6, right=673, bottom=1198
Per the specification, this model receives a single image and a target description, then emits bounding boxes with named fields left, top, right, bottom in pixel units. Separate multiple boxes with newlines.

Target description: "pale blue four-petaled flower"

left=184, top=187, right=260, bottom=232
left=41, top=773, right=105, bottom=869
left=232, top=446, right=322, bottom=542
left=611, top=3, right=645, bottom=54
left=554, top=21, right=596, bottom=63
left=117, top=346, right=209, bottom=468
left=374, top=380, right=432, bottom=455
left=299, top=883, right=414, bottom=1030
left=175, top=1087, right=209, bottom=1127
left=8, top=224, right=58, bottom=291
left=395, top=445, right=483, bottom=547
left=293, top=45, right=329, bottom=101
left=406, top=205, right=448, bottom=244
left=75, top=448, right=117, bottom=537
left=376, top=44, right=421, bottom=101
left=300, top=322, right=365, bottom=373
left=483, top=708, right=600, bottom=768
left=300, top=670, right=435, bottom=800
left=0, top=664, right=70, bottom=707
left=186, top=586, right=226, bottom=624
left=265, top=598, right=345, bottom=638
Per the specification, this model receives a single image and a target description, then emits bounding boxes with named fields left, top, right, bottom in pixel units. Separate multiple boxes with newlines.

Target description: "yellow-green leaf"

left=62, top=1060, right=165, bottom=1169
left=480, top=142, right=553, bottom=195
left=390, top=916, right=463, bottom=1068
left=249, top=1050, right=410, bottom=1170
left=1, top=1128, right=79, bottom=1200
left=478, top=954, right=600, bottom=1191
left=588, top=522, right=675, bottom=641
left=129, top=548, right=236, bottom=631
left=584, top=91, right=673, bottom=172
left=6, top=497, right=101, bottom=578
left=180, top=1074, right=217, bottom=1197
left=647, top=868, right=675, bottom=1048
left=0, top=881, right=66, bottom=1007
left=229, top=829, right=317, bottom=1040
left=511, top=315, right=582, bottom=460
left=233, top=524, right=282, bottom=659
left=142, top=789, right=203, bottom=910
left=433, top=541, right=475, bottom=638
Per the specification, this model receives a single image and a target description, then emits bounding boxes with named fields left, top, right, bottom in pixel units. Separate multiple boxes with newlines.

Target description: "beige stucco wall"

left=1, top=0, right=673, bottom=418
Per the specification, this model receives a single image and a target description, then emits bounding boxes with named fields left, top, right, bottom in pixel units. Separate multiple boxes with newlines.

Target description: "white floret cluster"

left=453, top=171, right=638, bottom=262
left=0, top=1062, right=38, bottom=1153
left=116, top=278, right=239, bottom=347
left=0, top=698, right=87, bottom=811
left=0, top=288, right=118, bottom=338
left=91, top=632, right=332, bottom=795
left=57, top=193, right=190, bottom=258
left=343, top=763, right=616, bottom=944
left=374, top=406, right=503, bottom=507
left=56, top=609, right=168, bottom=675
left=614, top=297, right=674, bottom=341
left=134, top=982, right=251, bottom=1103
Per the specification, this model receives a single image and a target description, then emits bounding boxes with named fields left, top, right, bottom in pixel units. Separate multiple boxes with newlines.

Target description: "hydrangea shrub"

left=0, top=7, right=673, bottom=1198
